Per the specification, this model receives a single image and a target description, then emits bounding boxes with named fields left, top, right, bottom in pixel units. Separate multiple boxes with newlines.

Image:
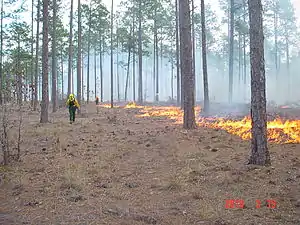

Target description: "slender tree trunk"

left=87, top=2, right=91, bottom=103
left=17, top=34, right=22, bottom=105
left=137, top=0, right=143, bottom=103
left=274, top=6, right=278, bottom=78
left=132, top=14, right=136, bottom=101
left=82, top=54, right=84, bottom=101
left=94, top=50, right=97, bottom=99
left=60, top=51, right=64, bottom=100
left=116, top=27, right=120, bottom=101
left=154, top=14, right=159, bottom=102
left=67, top=0, right=74, bottom=97
left=0, top=0, right=3, bottom=105
left=285, top=30, right=290, bottom=98
left=171, top=60, right=174, bottom=100
left=51, top=0, right=57, bottom=112
left=34, top=0, right=41, bottom=110
left=175, top=0, right=180, bottom=106
left=100, top=37, right=103, bottom=102
left=243, top=0, right=247, bottom=88
left=153, top=30, right=156, bottom=101
left=144, top=58, right=148, bottom=100
left=201, top=0, right=209, bottom=114
left=77, top=0, right=81, bottom=108
left=179, top=0, right=195, bottom=129
left=71, top=65, right=74, bottom=93
left=110, top=0, right=114, bottom=107
left=191, top=0, right=196, bottom=102
left=125, top=46, right=131, bottom=101
left=248, top=0, right=270, bottom=166
left=25, top=63, right=28, bottom=101
left=238, top=32, right=241, bottom=85
left=40, top=0, right=49, bottom=123
left=228, top=0, right=234, bottom=103
left=30, top=0, right=34, bottom=106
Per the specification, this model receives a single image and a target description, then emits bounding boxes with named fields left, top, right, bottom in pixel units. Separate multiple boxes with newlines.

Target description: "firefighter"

left=66, top=94, right=80, bottom=124
left=95, top=96, right=99, bottom=105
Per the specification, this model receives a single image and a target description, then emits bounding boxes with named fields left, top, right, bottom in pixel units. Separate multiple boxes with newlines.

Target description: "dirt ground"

left=1, top=103, right=300, bottom=225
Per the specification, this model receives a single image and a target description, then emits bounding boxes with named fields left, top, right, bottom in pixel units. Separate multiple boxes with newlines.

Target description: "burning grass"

left=99, top=102, right=300, bottom=144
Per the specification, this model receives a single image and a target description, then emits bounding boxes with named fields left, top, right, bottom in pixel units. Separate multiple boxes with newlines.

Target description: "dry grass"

left=0, top=103, right=300, bottom=225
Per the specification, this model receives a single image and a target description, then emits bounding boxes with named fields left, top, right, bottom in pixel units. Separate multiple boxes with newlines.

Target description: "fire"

left=99, top=102, right=300, bottom=144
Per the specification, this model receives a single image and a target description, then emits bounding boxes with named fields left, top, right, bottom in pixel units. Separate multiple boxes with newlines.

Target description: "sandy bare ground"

left=1, top=103, right=300, bottom=225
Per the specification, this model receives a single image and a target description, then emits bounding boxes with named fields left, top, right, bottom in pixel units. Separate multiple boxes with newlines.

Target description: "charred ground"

left=1, top=103, right=300, bottom=225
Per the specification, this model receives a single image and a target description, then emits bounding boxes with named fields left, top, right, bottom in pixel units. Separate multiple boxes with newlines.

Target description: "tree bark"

left=94, top=50, right=97, bottom=99
left=77, top=0, right=82, bottom=108
left=179, top=0, right=195, bottom=129
left=40, top=0, right=49, bottom=123
left=175, top=0, right=180, bottom=106
left=87, top=1, right=92, bottom=103
left=137, top=0, right=143, bottom=103
left=60, top=50, right=64, bottom=100
left=34, top=0, right=41, bottom=110
left=125, top=32, right=132, bottom=101
left=67, top=0, right=74, bottom=96
left=228, top=0, right=234, bottom=104
left=191, top=0, right=195, bottom=101
left=201, top=0, right=209, bottom=114
left=285, top=28, right=290, bottom=99
left=100, top=36, right=103, bottom=102
left=30, top=0, right=34, bottom=106
left=248, top=0, right=270, bottom=166
left=0, top=0, right=3, bottom=105
left=132, top=14, right=136, bottom=101
left=110, top=0, right=114, bottom=107
left=154, top=12, right=159, bottom=102
left=51, top=0, right=57, bottom=112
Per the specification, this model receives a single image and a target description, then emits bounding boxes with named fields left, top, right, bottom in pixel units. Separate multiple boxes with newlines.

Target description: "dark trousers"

left=69, top=106, right=76, bottom=121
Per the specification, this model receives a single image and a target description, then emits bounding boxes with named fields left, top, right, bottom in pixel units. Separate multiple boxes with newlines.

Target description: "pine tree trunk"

left=248, top=0, right=270, bottom=166
left=51, top=0, right=57, bottom=112
left=40, top=0, right=49, bottom=123
left=238, top=32, right=241, bottom=85
left=100, top=37, right=103, bottom=102
left=67, top=0, right=74, bottom=97
left=228, top=0, right=234, bottom=104
left=132, top=14, right=136, bottom=101
left=171, top=60, right=174, bottom=100
left=243, top=0, right=247, bottom=88
left=60, top=51, right=64, bottom=100
left=82, top=54, right=84, bottom=101
left=179, top=0, right=195, bottom=129
left=274, top=6, right=278, bottom=79
left=153, top=29, right=155, bottom=101
left=201, top=0, right=209, bottom=114
left=34, top=0, right=41, bottom=110
left=110, top=0, right=114, bottom=107
left=17, top=33, right=22, bottom=105
left=175, top=0, right=180, bottom=106
left=0, top=0, right=3, bottom=105
left=30, top=0, right=34, bottom=106
left=125, top=34, right=132, bottom=101
left=94, top=50, right=97, bottom=99
left=137, top=0, right=143, bottom=103
left=191, top=0, right=195, bottom=101
left=87, top=1, right=91, bottom=103
left=154, top=14, right=158, bottom=102
left=285, top=30, right=290, bottom=99
left=77, top=0, right=82, bottom=108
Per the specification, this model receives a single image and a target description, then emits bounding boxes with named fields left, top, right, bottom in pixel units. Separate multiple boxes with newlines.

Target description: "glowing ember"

left=99, top=102, right=300, bottom=143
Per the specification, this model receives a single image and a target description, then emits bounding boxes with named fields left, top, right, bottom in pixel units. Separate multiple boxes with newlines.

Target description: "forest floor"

left=1, top=102, right=300, bottom=225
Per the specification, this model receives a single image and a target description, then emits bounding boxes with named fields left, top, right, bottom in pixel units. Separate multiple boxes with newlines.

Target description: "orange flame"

left=99, top=102, right=300, bottom=144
